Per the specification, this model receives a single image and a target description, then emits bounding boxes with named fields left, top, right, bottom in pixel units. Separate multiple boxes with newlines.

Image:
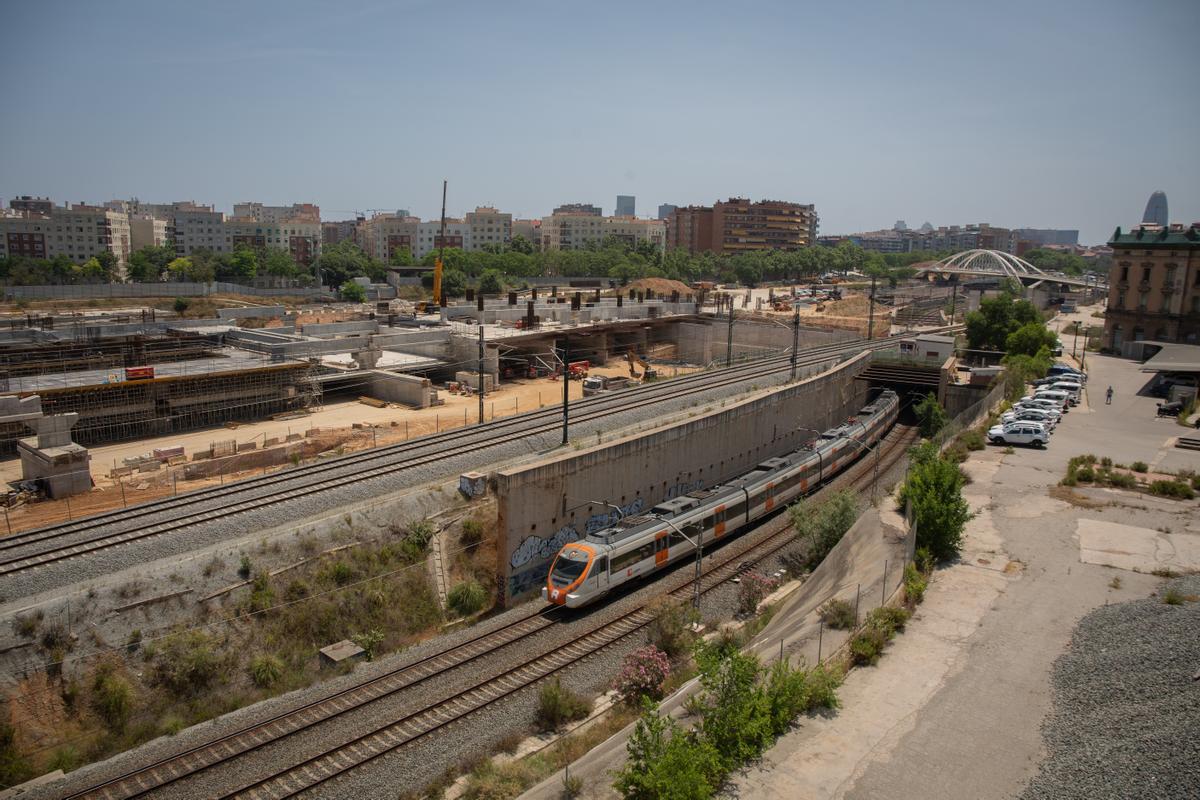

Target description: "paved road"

left=733, top=338, right=1200, bottom=799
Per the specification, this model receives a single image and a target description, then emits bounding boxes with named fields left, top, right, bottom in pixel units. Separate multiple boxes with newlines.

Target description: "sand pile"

left=625, top=278, right=693, bottom=296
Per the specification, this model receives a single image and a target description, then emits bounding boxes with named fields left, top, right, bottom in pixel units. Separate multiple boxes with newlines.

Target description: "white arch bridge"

left=913, top=249, right=1103, bottom=289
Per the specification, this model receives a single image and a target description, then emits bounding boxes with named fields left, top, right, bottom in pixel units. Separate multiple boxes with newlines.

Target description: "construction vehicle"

left=583, top=375, right=632, bottom=397
left=625, top=351, right=657, bottom=380
left=416, top=180, right=448, bottom=314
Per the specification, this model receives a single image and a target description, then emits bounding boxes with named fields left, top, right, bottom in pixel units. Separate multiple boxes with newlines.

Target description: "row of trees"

left=1022, top=247, right=1107, bottom=277
left=964, top=290, right=1056, bottom=355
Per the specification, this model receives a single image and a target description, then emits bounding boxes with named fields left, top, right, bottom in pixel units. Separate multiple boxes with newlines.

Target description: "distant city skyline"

left=1, top=0, right=1196, bottom=246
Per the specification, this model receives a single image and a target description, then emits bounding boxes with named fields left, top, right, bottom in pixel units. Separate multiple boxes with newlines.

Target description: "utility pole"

left=436, top=180, right=448, bottom=309
left=866, top=275, right=877, bottom=340
left=948, top=279, right=958, bottom=324
left=790, top=310, right=800, bottom=381
left=559, top=338, right=569, bottom=445
left=477, top=323, right=485, bottom=424
left=726, top=297, right=735, bottom=368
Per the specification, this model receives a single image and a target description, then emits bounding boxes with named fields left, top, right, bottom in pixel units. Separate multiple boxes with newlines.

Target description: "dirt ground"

left=0, top=361, right=701, bottom=535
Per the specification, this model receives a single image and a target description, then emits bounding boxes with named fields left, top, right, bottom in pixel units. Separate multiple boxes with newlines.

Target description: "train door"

left=593, top=555, right=609, bottom=591
left=764, top=482, right=776, bottom=512
left=655, top=530, right=669, bottom=567
left=712, top=505, right=726, bottom=538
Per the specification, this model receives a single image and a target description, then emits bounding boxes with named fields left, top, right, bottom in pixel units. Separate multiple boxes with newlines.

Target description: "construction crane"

left=417, top=181, right=448, bottom=315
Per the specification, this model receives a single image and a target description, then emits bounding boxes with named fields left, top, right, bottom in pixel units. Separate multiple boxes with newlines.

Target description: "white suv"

left=1001, top=407, right=1058, bottom=429
left=988, top=422, right=1050, bottom=447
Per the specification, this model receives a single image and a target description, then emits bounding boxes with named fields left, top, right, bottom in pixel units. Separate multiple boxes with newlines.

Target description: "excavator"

left=416, top=180, right=447, bottom=315
left=626, top=351, right=657, bottom=380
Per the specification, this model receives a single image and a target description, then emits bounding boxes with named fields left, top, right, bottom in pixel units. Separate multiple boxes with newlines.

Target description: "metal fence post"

left=882, top=560, right=888, bottom=605
left=817, top=618, right=824, bottom=663
left=854, top=584, right=860, bottom=626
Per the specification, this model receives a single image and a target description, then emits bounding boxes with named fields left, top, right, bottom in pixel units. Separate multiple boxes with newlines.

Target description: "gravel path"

left=1020, top=575, right=1200, bottom=800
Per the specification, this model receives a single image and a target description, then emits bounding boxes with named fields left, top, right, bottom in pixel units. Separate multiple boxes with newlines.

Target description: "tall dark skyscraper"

left=616, top=195, right=635, bottom=217
left=1142, top=190, right=1168, bottom=226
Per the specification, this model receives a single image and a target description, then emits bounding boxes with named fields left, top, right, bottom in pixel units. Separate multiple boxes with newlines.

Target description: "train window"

left=655, top=536, right=668, bottom=552
left=669, top=530, right=687, bottom=547
left=727, top=501, right=746, bottom=519
left=594, top=556, right=608, bottom=574
left=612, top=548, right=641, bottom=572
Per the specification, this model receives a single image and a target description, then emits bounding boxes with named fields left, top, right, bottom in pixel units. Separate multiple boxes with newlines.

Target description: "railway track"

left=0, top=327, right=956, bottom=579
left=65, top=425, right=917, bottom=800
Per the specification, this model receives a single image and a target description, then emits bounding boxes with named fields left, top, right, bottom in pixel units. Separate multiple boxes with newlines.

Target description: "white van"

left=1050, top=381, right=1082, bottom=405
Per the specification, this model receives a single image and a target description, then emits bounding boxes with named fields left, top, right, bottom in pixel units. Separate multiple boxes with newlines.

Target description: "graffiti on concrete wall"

left=665, top=478, right=705, bottom=500
left=583, top=496, right=645, bottom=535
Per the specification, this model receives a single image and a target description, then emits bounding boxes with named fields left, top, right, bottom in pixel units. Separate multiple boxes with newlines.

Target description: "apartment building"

left=0, top=204, right=132, bottom=270
left=9, top=196, right=53, bottom=215
left=511, top=218, right=540, bottom=247
left=233, top=202, right=320, bottom=223
left=539, top=212, right=665, bottom=252
left=224, top=218, right=322, bottom=265
left=322, top=219, right=360, bottom=247
left=465, top=207, right=512, bottom=251
left=553, top=203, right=602, bottom=216
left=416, top=219, right=470, bottom=258
left=667, top=198, right=817, bottom=255
left=1104, top=223, right=1200, bottom=348
left=129, top=215, right=171, bottom=250
left=173, top=206, right=228, bottom=255
left=358, top=213, right=419, bottom=262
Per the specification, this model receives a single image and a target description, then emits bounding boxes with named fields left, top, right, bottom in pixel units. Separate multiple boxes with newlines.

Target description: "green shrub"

left=645, top=597, right=697, bottom=660
left=173, top=297, right=190, bottom=313
left=351, top=629, right=385, bottom=661
left=903, top=563, right=927, bottom=605
left=1130, top=461, right=1149, bottom=473
left=959, top=428, right=986, bottom=451
left=462, top=759, right=538, bottom=800
left=13, top=611, right=42, bottom=639
left=1100, top=456, right=1113, bottom=467
left=323, top=559, right=355, bottom=586
left=447, top=580, right=488, bottom=617
left=238, top=554, right=253, bottom=580
left=915, top=392, right=947, bottom=438
left=400, top=520, right=436, bottom=562
left=1162, top=588, right=1184, bottom=605
left=1109, top=472, right=1137, bottom=489
left=915, top=547, right=935, bottom=575
left=249, top=654, right=284, bottom=688
left=866, top=606, right=910, bottom=637
left=535, top=678, right=590, bottom=732
left=818, top=598, right=856, bottom=630
left=1148, top=480, right=1195, bottom=500
left=150, top=629, right=229, bottom=698
left=899, top=442, right=973, bottom=563
left=789, top=489, right=859, bottom=569
left=1075, top=466, right=1095, bottom=483
left=0, top=715, right=32, bottom=788
left=91, top=661, right=134, bottom=732
left=1191, top=474, right=1200, bottom=491
left=849, top=626, right=889, bottom=666
left=460, top=518, right=484, bottom=548
left=46, top=745, right=81, bottom=773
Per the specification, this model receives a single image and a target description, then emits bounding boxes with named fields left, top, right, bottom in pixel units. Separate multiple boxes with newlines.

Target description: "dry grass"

left=1049, top=484, right=1109, bottom=509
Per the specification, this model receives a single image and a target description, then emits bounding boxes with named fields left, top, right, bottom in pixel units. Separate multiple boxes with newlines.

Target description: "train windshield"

left=549, top=552, right=589, bottom=587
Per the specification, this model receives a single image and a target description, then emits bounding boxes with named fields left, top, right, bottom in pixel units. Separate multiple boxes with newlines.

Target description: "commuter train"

left=542, top=389, right=900, bottom=608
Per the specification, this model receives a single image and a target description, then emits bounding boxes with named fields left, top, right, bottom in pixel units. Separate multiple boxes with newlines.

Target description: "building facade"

left=552, top=203, right=601, bottom=216
left=358, top=213, right=419, bottom=262
left=129, top=214, right=171, bottom=251
left=666, top=198, right=817, bottom=255
left=416, top=220, right=469, bottom=258
left=615, top=195, right=635, bottom=217
left=9, top=196, right=53, bottom=215
left=511, top=218, right=540, bottom=247
left=0, top=204, right=132, bottom=270
left=465, top=207, right=512, bottom=251
left=539, top=212, right=665, bottom=252
left=223, top=218, right=322, bottom=265
left=322, top=219, right=360, bottom=247
left=233, top=202, right=320, bottom=224
left=657, top=204, right=677, bottom=221
left=1104, top=223, right=1200, bottom=348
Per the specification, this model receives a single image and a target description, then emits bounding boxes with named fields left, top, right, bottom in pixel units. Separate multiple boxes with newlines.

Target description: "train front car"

left=542, top=542, right=603, bottom=607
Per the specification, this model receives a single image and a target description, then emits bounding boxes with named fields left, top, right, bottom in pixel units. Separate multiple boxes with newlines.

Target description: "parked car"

left=1052, top=340, right=1064, bottom=356
left=1048, top=364, right=1086, bottom=383
left=1001, top=408, right=1058, bottom=429
left=1016, top=398, right=1065, bottom=417
left=988, top=422, right=1050, bottom=447
left=1033, top=389, right=1071, bottom=409
left=1048, top=381, right=1082, bottom=405
left=1157, top=400, right=1184, bottom=417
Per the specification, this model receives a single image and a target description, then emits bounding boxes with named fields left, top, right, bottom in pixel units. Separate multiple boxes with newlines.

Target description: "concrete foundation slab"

left=1077, top=518, right=1200, bottom=573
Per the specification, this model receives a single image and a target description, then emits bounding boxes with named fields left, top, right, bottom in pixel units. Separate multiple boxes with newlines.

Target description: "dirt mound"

left=625, top=278, right=693, bottom=297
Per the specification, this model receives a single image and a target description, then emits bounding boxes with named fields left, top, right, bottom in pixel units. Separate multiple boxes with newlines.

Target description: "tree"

left=965, top=294, right=1042, bottom=351
left=441, top=268, right=467, bottom=298
left=224, top=244, right=258, bottom=281
left=315, top=241, right=371, bottom=287
left=509, top=234, right=535, bottom=255
left=914, top=392, right=947, bottom=438
left=262, top=248, right=299, bottom=278
left=339, top=280, right=367, bottom=302
left=787, top=489, right=859, bottom=568
left=167, top=257, right=214, bottom=283
left=95, top=250, right=119, bottom=279
left=614, top=701, right=722, bottom=800
left=80, top=257, right=110, bottom=283
left=477, top=268, right=503, bottom=295
left=388, top=247, right=414, bottom=266
left=1005, top=322, right=1057, bottom=357
left=898, top=442, right=973, bottom=562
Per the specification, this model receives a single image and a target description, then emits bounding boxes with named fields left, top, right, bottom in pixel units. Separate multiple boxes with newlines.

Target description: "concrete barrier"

left=494, top=353, right=871, bottom=604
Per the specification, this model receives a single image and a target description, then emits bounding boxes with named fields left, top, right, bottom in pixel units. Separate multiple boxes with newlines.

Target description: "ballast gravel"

left=1020, top=575, right=1200, bottom=800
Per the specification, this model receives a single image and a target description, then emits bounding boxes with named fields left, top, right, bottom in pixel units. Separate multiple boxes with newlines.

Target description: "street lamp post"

left=652, top=515, right=703, bottom=610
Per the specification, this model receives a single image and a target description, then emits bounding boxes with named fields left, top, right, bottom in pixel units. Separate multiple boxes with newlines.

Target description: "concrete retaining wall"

left=217, top=306, right=285, bottom=320
left=494, top=353, right=872, bottom=604
left=2, top=282, right=329, bottom=300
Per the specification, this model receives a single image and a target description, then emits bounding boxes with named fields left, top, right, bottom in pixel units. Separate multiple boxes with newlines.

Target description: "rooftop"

left=1138, top=342, right=1200, bottom=374
left=1109, top=223, right=1200, bottom=247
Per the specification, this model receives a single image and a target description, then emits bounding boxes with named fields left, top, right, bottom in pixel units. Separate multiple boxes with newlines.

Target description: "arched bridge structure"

left=914, top=249, right=1102, bottom=290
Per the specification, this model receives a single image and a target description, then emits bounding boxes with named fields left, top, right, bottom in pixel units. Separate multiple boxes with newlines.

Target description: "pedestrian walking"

left=1106, top=386, right=1113, bottom=405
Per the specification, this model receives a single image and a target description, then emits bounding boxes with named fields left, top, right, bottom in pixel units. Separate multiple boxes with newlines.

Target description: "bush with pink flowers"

left=737, top=572, right=780, bottom=615
left=613, top=645, right=672, bottom=705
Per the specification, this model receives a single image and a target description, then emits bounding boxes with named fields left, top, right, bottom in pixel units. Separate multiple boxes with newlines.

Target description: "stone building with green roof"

left=1104, top=222, right=1200, bottom=350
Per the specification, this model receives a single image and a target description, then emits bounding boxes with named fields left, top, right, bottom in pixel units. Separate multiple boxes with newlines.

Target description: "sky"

left=1, top=0, right=1197, bottom=245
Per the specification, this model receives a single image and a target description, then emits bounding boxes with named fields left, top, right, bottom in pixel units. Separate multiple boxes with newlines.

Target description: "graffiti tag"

left=584, top=496, right=645, bottom=535
left=509, top=524, right=581, bottom=570
left=665, top=479, right=705, bottom=500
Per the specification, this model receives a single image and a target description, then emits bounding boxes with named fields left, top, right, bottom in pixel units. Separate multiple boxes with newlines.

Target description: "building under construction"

left=0, top=331, right=318, bottom=454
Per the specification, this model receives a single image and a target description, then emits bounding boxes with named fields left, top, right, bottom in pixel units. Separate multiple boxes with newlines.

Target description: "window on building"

left=1142, top=266, right=1151, bottom=282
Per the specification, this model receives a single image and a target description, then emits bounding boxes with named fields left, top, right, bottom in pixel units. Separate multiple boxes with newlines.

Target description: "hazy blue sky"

left=2, top=0, right=1196, bottom=244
